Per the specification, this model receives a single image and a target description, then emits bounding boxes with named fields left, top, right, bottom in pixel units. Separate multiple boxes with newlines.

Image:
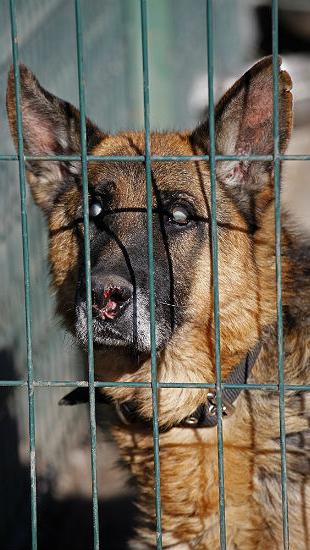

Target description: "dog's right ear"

left=190, top=57, right=293, bottom=194
left=6, top=65, right=105, bottom=214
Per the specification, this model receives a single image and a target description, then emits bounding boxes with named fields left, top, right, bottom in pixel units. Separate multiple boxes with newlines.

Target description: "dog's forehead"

left=88, top=131, right=209, bottom=203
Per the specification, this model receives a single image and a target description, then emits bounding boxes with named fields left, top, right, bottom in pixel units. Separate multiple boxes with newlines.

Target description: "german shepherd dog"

left=7, top=57, right=310, bottom=549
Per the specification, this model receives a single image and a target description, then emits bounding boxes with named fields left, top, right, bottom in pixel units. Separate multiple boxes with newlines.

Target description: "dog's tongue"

left=101, top=288, right=118, bottom=319
left=103, top=299, right=117, bottom=319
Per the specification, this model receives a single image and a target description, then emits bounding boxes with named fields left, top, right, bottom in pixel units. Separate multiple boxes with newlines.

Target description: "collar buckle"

left=182, top=390, right=236, bottom=428
left=183, top=415, right=200, bottom=426
left=207, top=390, right=235, bottom=418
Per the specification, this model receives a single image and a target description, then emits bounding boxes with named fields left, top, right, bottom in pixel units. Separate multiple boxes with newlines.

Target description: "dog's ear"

left=6, top=64, right=105, bottom=214
left=191, top=56, right=293, bottom=191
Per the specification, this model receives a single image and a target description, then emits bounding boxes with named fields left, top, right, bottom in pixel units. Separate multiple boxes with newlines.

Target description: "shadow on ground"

left=36, top=493, right=136, bottom=550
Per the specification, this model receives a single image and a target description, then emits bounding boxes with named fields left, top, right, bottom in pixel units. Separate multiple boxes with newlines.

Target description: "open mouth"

left=75, top=282, right=166, bottom=353
left=92, top=286, right=130, bottom=321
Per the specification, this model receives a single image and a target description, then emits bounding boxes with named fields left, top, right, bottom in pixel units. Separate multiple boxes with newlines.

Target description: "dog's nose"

left=91, top=275, right=133, bottom=320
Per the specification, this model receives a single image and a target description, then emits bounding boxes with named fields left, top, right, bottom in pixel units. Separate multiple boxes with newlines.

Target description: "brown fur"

left=6, top=58, right=310, bottom=549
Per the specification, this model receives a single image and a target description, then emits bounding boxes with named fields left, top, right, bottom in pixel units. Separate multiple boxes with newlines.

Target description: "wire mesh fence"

left=1, top=0, right=310, bottom=548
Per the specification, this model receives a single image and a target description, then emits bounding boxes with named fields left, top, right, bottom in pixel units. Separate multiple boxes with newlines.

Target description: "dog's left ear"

left=191, top=56, right=293, bottom=190
left=6, top=65, right=105, bottom=214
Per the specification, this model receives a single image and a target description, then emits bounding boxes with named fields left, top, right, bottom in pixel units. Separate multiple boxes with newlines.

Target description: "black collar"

left=60, top=342, right=261, bottom=430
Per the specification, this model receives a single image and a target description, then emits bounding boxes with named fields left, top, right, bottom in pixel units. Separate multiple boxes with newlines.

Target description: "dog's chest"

left=113, top=374, right=310, bottom=549
left=113, top=416, right=260, bottom=547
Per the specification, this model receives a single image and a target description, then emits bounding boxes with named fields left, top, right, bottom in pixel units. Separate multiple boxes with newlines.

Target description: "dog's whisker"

left=157, top=300, right=187, bottom=309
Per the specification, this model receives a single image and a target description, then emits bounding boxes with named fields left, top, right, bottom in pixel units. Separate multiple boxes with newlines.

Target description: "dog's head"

left=7, top=58, right=293, bottom=421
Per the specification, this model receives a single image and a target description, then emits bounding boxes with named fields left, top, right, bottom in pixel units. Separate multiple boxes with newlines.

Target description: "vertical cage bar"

left=271, top=1, right=290, bottom=548
left=9, top=1, right=38, bottom=548
left=140, top=1, right=163, bottom=547
left=74, top=2, right=100, bottom=548
left=206, top=1, right=227, bottom=548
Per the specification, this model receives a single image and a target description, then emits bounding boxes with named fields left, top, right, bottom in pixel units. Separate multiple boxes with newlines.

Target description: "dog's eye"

left=170, top=205, right=190, bottom=226
left=89, top=201, right=102, bottom=218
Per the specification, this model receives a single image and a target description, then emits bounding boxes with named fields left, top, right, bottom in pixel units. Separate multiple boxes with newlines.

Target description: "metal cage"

left=1, top=0, right=309, bottom=548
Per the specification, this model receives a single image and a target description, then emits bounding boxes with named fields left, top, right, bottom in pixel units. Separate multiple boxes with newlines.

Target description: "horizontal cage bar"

left=1, top=380, right=310, bottom=391
left=1, top=153, right=310, bottom=161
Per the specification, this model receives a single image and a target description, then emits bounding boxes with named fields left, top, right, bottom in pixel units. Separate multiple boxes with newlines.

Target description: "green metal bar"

left=35, top=381, right=151, bottom=388
left=1, top=380, right=310, bottom=391
left=9, top=1, right=38, bottom=548
left=158, top=383, right=310, bottom=391
left=207, top=2, right=227, bottom=548
left=0, top=154, right=19, bottom=160
left=272, top=2, right=289, bottom=548
left=0, top=380, right=28, bottom=387
left=74, top=2, right=100, bottom=548
left=140, top=1, right=163, bottom=548
left=276, top=154, right=310, bottom=161
left=1, top=153, right=310, bottom=162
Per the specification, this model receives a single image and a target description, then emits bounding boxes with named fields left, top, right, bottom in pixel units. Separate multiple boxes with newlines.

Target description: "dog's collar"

left=60, top=342, right=262, bottom=430
left=179, top=341, right=262, bottom=428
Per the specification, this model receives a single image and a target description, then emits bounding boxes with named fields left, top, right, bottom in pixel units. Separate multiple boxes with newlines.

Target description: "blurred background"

left=0, top=0, right=309, bottom=548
